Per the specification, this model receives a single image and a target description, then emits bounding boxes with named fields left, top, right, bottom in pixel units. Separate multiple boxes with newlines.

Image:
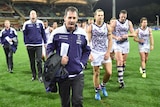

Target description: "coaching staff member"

left=47, top=6, right=91, bottom=107
left=22, top=10, right=47, bottom=82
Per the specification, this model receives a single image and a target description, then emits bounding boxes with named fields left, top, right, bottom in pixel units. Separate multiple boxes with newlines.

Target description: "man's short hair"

left=30, top=10, right=37, bottom=15
left=110, top=17, right=116, bottom=21
left=94, top=9, right=104, bottom=16
left=140, top=17, right=147, bottom=23
left=43, top=19, right=48, bottom=23
left=64, top=6, right=78, bottom=16
left=120, top=10, right=127, bottom=14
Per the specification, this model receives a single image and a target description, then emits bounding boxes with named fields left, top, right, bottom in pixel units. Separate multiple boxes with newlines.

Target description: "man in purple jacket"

left=47, top=6, right=91, bottom=107
left=22, top=10, right=46, bottom=82
left=0, top=20, right=18, bottom=73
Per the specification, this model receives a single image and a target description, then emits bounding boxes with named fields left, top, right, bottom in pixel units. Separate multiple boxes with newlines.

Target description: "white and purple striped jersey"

left=91, top=23, right=108, bottom=52
left=138, top=27, right=150, bottom=46
left=115, top=20, right=129, bottom=37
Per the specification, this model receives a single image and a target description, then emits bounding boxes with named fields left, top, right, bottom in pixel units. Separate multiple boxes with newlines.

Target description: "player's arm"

left=134, top=29, right=144, bottom=44
left=128, top=20, right=136, bottom=37
left=87, top=24, right=93, bottom=61
left=87, top=24, right=92, bottom=44
left=110, top=19, right=116, bottom=39
left=107, top=24, right=112, bottom=54
left=122, top=20, right=135, bottom=38
left=149, top=28, right=154, bottom=50
left=110, top=20, right=120, bottom=40
left=134, top=29, right=139, bottom=42
left=104, top=24, right=112, bottom=60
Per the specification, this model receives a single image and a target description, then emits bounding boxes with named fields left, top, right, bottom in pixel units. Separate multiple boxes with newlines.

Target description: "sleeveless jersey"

left=115, top=20, right=129, bottom=37
left=138, top=27, right=150, bottom=45
left=91, top=23, right=108, bottom=52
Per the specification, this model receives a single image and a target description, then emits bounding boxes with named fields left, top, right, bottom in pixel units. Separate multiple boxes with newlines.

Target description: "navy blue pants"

left=58, top=74, right=84, bottom=107
left=3, top=45, right=13, bottom=70
left=27, top=46, right=42, bottom=78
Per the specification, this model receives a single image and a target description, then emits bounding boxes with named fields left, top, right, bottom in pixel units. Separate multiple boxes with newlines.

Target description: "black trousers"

left=27, top=46, right=42, bottom=78
left=3, top=45, right=13, bottom=70
left=58, top=74, right=84, bottom=107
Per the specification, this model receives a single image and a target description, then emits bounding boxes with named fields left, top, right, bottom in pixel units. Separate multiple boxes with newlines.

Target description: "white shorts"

left=139, top=44, right=150, bottom=53
left=114, top=41, right=129, bottom=54
left=91, top=50, right=112, bottom=66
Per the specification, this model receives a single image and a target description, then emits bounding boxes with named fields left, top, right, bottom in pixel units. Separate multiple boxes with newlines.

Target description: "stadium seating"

left=0, top=0, right=95, bottom=30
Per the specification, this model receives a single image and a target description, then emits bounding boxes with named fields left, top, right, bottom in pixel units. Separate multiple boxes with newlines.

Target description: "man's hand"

left=89, top=54, right=93, bottom=62
left=150, top=45, right=154, bottom=50
left=139, top=39, right=144, bottom=44
left=104, top=52, right=110, bottom=60
left=116, top=36, right=122, bottom=41
left=122, top=34, right=128, bottom=39
left=61, top=56, right=69, bottom=65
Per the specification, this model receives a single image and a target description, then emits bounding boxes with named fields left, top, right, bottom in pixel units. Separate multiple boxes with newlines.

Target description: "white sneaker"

left=100, top=66, right=103, bottom=69
left=139, top=67, right=143, bottom=74
left=142, top=72, right=146, bottom=78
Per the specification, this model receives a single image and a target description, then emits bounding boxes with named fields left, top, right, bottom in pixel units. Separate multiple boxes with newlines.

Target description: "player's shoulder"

left=147, top=27, right=152, bottom=33
left=127, top=19, right=133, bottom=25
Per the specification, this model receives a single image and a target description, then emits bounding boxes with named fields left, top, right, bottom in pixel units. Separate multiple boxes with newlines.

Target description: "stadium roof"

left=51, top=0, right=87, bottom=5
left=10, top=0, right=99, bottom=5
left=11, top=0, right=47, bottom=3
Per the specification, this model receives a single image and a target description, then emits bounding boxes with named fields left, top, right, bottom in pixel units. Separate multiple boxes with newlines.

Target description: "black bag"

left=44, top=66, right=69, bottom=93
left=42, top=53, right=69, bottom=93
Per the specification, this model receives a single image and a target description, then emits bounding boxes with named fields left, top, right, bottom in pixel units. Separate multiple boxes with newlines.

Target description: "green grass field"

left=0, top=31, right=160, bottom=107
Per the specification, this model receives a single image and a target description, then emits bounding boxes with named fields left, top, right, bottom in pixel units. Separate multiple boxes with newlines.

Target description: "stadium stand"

left=0, top=1, right=22, bottom=30
left=0, top=0, right=98, bottom=30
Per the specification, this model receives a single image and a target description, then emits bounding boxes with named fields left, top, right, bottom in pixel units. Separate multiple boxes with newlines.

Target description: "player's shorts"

left=91, top=50, right=112, bottom=66
left=114, top=41, right=129, bottom=54
left=139, top=44, right=150, bottom=53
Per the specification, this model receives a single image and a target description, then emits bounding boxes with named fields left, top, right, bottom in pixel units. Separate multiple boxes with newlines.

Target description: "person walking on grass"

left=87, top=9, right=112, bottom=100
left=134, top=17, right=154, bottom=78
left=110, top=10, right=135, bottom=88
left=47, top=6, right=90, bottom=107
left=22, top=10, right=47, bottom=82
left=0, top=20, right=18, bottom=73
